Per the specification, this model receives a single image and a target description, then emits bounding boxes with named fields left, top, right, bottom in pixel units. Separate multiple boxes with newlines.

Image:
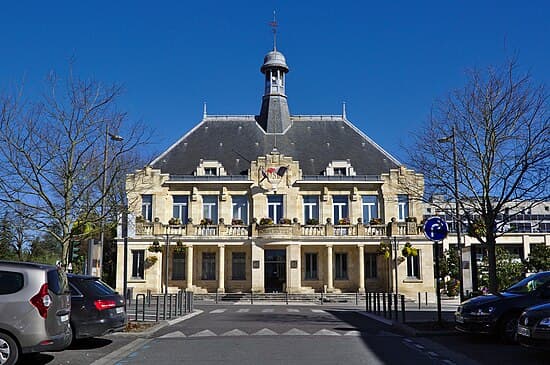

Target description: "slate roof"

left=150, top=115, right=401, bottom=176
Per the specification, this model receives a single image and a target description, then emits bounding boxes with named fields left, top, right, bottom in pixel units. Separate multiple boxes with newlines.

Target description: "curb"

left=359, top=311, right=458, bottom=337
left=112, top=310, right=204, bottom=337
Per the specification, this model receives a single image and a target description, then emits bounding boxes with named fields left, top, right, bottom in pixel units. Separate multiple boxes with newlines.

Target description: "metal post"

left=388, top=294, right=392, bottom=320
left=122, top=210, right=128, bottom=310
left=394, top=293, right=398, bottom=318
left=393, top=237, right=399, bottom=295
left=382, top=293, right=387, bottom=318
left=451, top=126, right=465, bottom=302
left=435, top=240, right=443, bottom=326
left=401, top=295, right=406, bottom=323
left=425, top=291, right=428, bottom=307
left=418, top=292, right=421, bottom=309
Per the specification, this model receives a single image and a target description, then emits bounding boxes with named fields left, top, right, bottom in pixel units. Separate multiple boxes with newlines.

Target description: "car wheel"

left=499, top=314, right=518, bottom=344
left=0, top=332, right=19, bottom=365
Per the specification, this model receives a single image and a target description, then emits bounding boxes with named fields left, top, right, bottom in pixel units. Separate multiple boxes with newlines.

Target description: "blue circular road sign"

left=424, top=217, right=449, bottom=241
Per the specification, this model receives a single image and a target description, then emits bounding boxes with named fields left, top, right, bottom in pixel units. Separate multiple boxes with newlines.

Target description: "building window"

left=201, top=252, right=216, bottom=280
left=334, top=167, right=347, bottom=176
left=333, top=195, right=349, bottom=223
left=172, top=195, right=188, bottom=223
left=303, top=196, right=319, bottom=224
left=202, top=195, right=218, bottom=224
left=397, top=194, right=409, bottom=221
left=204, top=167, right=217, bottom=176
left=335, top=253, right=348, bottom=280
left=406, top=254, right=420, bottom=279
left=141, top=195, right=153, bottom=221
left=365, top=253, right=377, bottom=279
left=362, top=195, right=379, bottom=223
left=305, top=253, right=318, bottom=280
left=232, top=252, right=246, bottom=280
left=232, top=196, right=249, bottom=224
left=268, top=195, right=284, bottom=223
left=172, top=251, right=186, bottom=280
left=131, top=250, right=145, bottom=279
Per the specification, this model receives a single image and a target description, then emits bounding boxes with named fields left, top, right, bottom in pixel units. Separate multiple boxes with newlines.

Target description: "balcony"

left=134, top=220, right=421, bottom=239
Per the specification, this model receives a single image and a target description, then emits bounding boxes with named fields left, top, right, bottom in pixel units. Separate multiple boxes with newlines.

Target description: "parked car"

left=517, top=301, right=550, bottom=350
left=455, top=271, right=550, bottom=342
left=67, top=274, right=127, bottom=341
left=0, top=261, right=72, bottom=365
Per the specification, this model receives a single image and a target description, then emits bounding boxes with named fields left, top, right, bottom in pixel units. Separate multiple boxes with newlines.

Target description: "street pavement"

left=29, top=301, right=548, bottom=365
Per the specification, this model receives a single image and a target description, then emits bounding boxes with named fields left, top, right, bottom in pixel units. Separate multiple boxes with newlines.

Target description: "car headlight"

left=538, top=317, right=550, bottom=327
left=470, top=307, right=496, bottom=316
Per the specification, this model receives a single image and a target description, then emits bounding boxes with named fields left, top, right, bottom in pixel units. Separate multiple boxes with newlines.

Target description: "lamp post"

left=98, top=126, right=123, bottom=278
left=438, top=126, right=465, bottom=302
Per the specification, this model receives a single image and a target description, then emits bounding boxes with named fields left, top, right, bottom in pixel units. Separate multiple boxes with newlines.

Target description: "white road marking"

left=237, top=308, right=250, bottom=313
left=190, top=330, right=217, bottom=337
left=344, top=330, right=362, bottom=336
left=159, top=331, right=186, bottom=338
left=252, top=328, right=278, bottom=336
left=221, top=329, right=248, bottom=336
left=313, top=329, right=340, bottom=336
left=210, top=309, right=226, bottom=313
left=311, top=309, right=325, bottom=313
left=287, top=308, right=299, bottom=312
left=262, top=308, right=274, bottom=313
left=282, top=328, right=310, bottom=336
left=167, top=310, right=203, bottom=326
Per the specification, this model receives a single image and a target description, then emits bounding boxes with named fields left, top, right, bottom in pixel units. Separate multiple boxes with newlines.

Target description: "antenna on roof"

left=203, top=102, right=207, bottom=119
left=342, top=101, right=347, bottom=119
left=269, top=10, right=278, bottom=51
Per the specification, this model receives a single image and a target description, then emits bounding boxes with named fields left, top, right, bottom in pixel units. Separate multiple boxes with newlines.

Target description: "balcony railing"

left=135, top=220, right=422, bottom=239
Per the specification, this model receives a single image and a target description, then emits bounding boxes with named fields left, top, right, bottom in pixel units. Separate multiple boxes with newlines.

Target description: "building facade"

left=115, top=46, right=436, bottom=298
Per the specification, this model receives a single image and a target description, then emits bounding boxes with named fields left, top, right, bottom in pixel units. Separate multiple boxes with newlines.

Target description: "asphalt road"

left=27, top=303, right=547, bottom=365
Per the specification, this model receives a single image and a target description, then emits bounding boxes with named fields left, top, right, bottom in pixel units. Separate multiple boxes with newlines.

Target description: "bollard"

left=286, top=292, right=289, bottom=305
left=147, top=289, right=151, bottom=306
left=382, top=293, right=387, bottom=318
left=321, top=292, right=324, bottom=305
left=155, top=296, right=160, bottom=322
left=418, top=292, right=421, bottom=309
left=215, top=290, right=218, bottom=304
left=376, top=293, right=380, bottom=315
left=355, top=292, right=358, bottom=306
left=394, top=293, right=398, bottom=319
left=425, top=292, right=428, bottom=307
left=388, top=294, right=392, bottom=320
left=251, top=291, right=254, bottom=305
left=365, top=291, right=368, bottom=312
left=401, top=295, right=406, bottom=323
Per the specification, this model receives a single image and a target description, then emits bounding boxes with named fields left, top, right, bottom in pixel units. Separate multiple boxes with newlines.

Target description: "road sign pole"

left=435, top=240, right=442, bottom=326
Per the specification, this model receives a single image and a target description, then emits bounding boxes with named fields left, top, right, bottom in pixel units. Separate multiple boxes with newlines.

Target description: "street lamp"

left=97, top=126, right=123, bottom=278
left=438, top=126, right=465, bottom=302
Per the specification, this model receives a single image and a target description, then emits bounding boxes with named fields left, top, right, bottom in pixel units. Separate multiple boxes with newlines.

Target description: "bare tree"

left=408, top=59, right=549, bottom=293
left=0, top=69, right=151, bottom=265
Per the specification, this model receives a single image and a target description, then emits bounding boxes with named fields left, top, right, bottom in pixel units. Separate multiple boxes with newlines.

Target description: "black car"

left=455, top=271, right=550, bottom=342
left=517, top=302, right=550, bottom=350
left=67, top=274, right=127, bottom=341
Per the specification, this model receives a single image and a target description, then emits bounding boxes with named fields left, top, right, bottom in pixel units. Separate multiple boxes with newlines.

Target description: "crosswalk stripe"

left=344, top=331, right=362, bottom=336
left=313, top=329, right=340, bottom=336
left=282, top=328, right=310, bottom=336
left=287, top=309, right=299, bottom=313
left=159, top=331, right=186, bottom=338
left=261, top=308, right=274, bottom=313
left=252, top=328, right=278, bottom=336
left=237, top=309, right=250, bottom=313
left=221, top=329, right=248, bottom=336
left=311, top=309, right=325, bottom=313
left=210, top=309, right=226, bottom=314
left=190, top=330, right=217, bottom=337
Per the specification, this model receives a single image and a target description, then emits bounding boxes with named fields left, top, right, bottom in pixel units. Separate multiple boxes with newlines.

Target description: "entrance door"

left=264, top=249, right=286, bottom=292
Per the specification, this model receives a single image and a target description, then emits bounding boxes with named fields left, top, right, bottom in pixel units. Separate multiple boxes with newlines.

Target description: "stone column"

left=186, top=245, right=194, bottom=290
left=326, top=245, right=334, bottom=291
left=286, top=244, right=301, bottom=293
left=218, top=244, right=225, bottom=293
left=251, top=241, right=264, bottom=292
left=522, top=235, right=531, bottom=259
left=358, top=244, right=365, bottom=293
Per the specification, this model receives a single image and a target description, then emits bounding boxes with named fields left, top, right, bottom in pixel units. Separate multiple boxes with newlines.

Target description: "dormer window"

left=196, top=160, right=227, bottom=176
left=325, top=160, right=356, bottom=176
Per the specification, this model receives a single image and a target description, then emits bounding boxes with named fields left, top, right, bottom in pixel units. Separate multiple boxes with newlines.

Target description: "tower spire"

left=269, top=10, right=278, bottom=51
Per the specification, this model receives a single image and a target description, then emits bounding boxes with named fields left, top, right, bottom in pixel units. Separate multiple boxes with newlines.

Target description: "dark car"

left=67, top=274, right=127, bottom=341
left=455, top=271, right=550, bottom=342
left=517, top=301, right=550, bottom=350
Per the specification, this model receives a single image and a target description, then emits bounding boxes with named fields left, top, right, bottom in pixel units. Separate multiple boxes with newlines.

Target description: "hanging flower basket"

left=278, top=218, right=292, bottom=225
left=401, top=242, right=418, bottom=257
left=144, top=256, right=158, bottom=269
left=168, top=217, right=182, bottom=225
left=377, top=242, right=391, bottom=260
left=369, top=218, right=383, bottom=225
left=174, top=240, right=186, bottom=254
left=148, top=239, right=162, bottom=253
left=200, top=218, right=213, bottom=226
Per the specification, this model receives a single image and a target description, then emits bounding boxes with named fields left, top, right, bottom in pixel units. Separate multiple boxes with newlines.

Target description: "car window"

left=69, top=282, right=83, bottom=296
left=505, top=273, right=550, bottom=294
left=79, top=279, right=117, bottom=296
left=0, top=271, right=24, bottom=294
left=47, top=268, right=69, bottom=295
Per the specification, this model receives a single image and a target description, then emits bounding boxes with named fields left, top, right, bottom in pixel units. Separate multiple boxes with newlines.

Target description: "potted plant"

left=231, top=218, right=244, bottom=225
left=144, top=255, right=158, bottom=269
left=200, top=218, right=213, bottom=226
left=136, top=215, right=145, bottom=223
left=259, top=217, right=273, bottom=225
left=168, top=217, right=181, bottom=225
left=278, top=218, right=292, bottom=225
left=401, top=242, right=418, bottom=257
left=337, top=217, right=350, bottom=225
left=405, top=216, right=417, bottom=223
left=148, top=239, right=162, bottom=253
left=306, top=218, right=319, bottom=225
left=369, top=218, right=383, bottom=225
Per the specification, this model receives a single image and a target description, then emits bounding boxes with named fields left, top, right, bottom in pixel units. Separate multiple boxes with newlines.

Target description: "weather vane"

left=269, top=10, right=278, bottom=51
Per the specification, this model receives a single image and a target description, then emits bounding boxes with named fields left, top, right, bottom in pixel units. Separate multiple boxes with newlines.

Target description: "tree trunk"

left=486, top=235, right=498, bottom=293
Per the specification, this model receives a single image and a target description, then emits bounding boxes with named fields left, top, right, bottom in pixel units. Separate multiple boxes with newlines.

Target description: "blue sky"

left=0, top=1, right=548, bottom=163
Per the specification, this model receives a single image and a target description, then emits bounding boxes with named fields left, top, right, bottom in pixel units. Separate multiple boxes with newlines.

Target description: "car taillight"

left=94, top=299, right=117, bottom=311
left=30, top=283, right=52, bottom=319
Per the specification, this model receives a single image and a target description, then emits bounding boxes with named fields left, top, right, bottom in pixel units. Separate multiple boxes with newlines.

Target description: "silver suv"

left=0, top=261, right=72, bottom=365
